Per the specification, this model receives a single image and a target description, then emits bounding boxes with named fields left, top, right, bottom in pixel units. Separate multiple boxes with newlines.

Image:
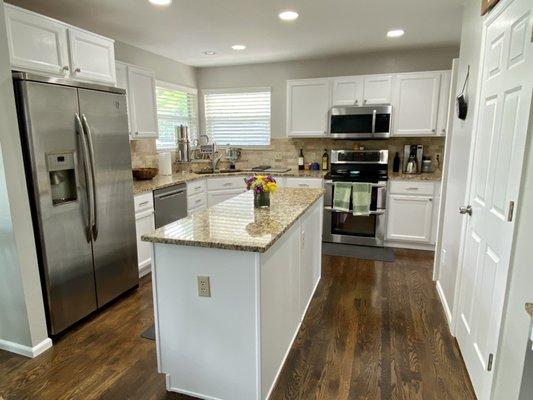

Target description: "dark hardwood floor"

left=0, top=249, right=476, bottom=400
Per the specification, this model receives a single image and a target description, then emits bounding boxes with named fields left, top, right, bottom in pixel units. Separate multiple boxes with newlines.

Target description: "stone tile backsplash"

left=131, top=137, right=445, bottom=172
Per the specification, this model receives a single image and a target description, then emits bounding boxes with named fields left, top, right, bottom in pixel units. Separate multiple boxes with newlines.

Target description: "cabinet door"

left=115, top=62, right=132, bottom=137
left=363, top=75, right=392, bottom=105
left=68, top=28, right=116, bottom=84
left=4, top=5, right=69, bottom=76
left=287, top=79, right=330, bottom=137
left=285, top=177, right=323, bottom=188
left=207, top=188, right=246, bottom=207
left=386, top=195, right=434, bottom=243
left=299, top=203, right=321, bottom=318
left=127, top=66, right=158, bottom=138
left=135, top=211, right=155, bottom=274
left=392, top=72, right=441, bottom=136
left=331, top=76, right=364, bottom=106
left=436, top=71, right=452, bottom=136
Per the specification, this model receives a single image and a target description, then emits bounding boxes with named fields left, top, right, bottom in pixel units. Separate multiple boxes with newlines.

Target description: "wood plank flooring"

left=0, top=249, right=476, bottom=400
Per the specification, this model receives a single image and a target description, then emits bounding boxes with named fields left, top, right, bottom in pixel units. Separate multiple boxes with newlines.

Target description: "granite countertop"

left=141, top=188, right=324, bottom=253
left=389, top=171, right=442, bottom=181
left=132, top=169, right=327, bottom=195
left=526, top=303, right=533, bottom=318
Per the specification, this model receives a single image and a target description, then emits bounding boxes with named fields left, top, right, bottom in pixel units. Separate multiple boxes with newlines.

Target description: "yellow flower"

left=266, top=182, right=277, bottom=192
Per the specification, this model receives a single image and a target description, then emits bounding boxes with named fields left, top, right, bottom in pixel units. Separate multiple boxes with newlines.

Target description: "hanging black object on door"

left=456, top=65, right=470, bottom=120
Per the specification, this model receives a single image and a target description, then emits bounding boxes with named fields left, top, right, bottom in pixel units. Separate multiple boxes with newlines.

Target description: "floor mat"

left=322, top=242, right=395, bottom=262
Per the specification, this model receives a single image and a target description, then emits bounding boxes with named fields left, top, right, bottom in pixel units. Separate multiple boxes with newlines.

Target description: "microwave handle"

left=371, top=109, right=377, bottom=134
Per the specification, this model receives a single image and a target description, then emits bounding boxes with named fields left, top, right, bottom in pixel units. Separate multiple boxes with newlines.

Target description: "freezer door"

left=77, top=88, right=138, bottom=306
left=16, top=80, right=97, bottom=334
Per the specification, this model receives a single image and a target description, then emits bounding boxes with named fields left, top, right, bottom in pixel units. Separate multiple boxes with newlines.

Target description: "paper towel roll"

left=158, top=152, right=172, bottom=176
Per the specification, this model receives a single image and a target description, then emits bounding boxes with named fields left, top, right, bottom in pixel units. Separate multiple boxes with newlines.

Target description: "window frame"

left=202, top=86, right=272, bottom=148
left=155, top=80, right=199, bottom=151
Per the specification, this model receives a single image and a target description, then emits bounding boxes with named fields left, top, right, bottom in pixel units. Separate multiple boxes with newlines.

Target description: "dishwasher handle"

left=155, top=189, right=186, bottom=201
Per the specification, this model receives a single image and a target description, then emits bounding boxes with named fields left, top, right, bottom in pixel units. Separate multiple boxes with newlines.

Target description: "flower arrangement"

left=245, top=175, right=277, bottom=208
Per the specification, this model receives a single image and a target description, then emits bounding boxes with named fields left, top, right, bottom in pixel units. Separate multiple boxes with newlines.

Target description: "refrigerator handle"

left=75, top=113, right=94, bottom=242
left=81, top=114, right=98, bottom=241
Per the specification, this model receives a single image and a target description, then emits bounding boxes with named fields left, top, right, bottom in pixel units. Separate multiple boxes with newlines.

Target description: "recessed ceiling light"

left=278, top=10, right=299, bottom=21
left=387, top=29, right=405, bottom=38
left=204, top=50, right=217, bottom=56
left=231, top=44, right=246, bottom=51
left=149, top=0, right=172, bottom=6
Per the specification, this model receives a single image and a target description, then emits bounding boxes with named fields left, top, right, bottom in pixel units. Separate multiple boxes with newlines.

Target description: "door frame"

left=450, top=0, right=531, bottom=397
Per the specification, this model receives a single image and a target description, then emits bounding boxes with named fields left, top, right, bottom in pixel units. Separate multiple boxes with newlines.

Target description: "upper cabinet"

left=4, top=4, right=116, bottom=85
left=126, top=66, right=158, bottom=139
left=287, top=78, right=331, bottom=137
left=67, top=28, right=116, bottom=84
left=392, top=72, right=442, bottom=137
left=331, top=76, right=364, bottom=106
left=363, top=75, right=393, bottom=105
left=436, top=71, right=452, bottom=136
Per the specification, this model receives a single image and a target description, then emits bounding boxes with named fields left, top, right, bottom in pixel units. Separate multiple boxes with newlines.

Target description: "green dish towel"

left=352, top=182, right=372, bottom=216
left=333, top=182, right=352, bottom=212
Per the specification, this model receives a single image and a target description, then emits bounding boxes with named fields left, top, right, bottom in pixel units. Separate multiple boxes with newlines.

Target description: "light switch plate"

left=197, top=276, right=211, bottom=297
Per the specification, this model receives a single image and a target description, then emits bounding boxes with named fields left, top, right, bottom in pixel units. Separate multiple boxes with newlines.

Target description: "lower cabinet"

left=385, top=180, right=440, bottom=248
left=207, top=176, right=246, bottom=207
left=285, top=177, right=324, bottom=188
left=208, top=188, right=246, bottom=207
left=134, top=192, right=155, bottom=277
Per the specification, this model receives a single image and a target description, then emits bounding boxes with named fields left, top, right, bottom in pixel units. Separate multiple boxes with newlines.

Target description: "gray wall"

left=197, top=45, right=459, bottom=138
left=115, top=41, right=197, bottom=88
left=0, top=0, right=48, bottom=350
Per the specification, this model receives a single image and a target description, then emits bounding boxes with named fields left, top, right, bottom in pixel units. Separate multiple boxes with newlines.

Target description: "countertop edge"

left=141, top=189, right=325, bottom=253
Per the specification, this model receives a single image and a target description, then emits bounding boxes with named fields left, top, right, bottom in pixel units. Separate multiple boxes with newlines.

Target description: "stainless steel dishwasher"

left=153, top=183, right=187, bottom=228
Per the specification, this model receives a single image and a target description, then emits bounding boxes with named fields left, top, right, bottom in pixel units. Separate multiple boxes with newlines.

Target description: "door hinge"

left=507, top=201, right=515, bottom=222
left=488, top=353, right=494, bottom=371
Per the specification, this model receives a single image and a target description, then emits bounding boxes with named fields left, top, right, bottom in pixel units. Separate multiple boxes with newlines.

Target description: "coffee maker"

left=403, top=144, right=423, bottom=174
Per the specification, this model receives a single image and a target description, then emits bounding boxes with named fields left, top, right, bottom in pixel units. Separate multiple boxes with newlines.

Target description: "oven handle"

left=324, top=180, right=387, bottom=189
left=324, top=206, right=386, bottom=215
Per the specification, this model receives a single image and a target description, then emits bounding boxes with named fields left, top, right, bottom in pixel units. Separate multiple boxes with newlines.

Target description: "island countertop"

left=142, top=187, right=324, bottom=253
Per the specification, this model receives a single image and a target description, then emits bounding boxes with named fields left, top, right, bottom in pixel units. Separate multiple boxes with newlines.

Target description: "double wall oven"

left=323, top=150, right=388, bottom=247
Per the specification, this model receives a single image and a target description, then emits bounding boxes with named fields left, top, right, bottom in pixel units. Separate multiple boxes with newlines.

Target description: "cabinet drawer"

left=285, top=177, right=323, bottom=189
left=207, top=176, right=245, bottom=191
left=389, top=181, right=435, bottom=196
left=187, top=179, right=206, bottom=196
left=134, top=192, right=154, bottom=213
left=187, top=192, right=207, bottom=211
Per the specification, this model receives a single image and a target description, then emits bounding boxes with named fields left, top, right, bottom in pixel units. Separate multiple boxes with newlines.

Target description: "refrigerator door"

left=77, top=88, right=138, bottom=306
left=15, top=80, right=97, bottom=334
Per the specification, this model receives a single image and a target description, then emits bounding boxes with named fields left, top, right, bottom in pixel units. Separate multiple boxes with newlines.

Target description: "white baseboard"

left=436, top=281, right=453, bottom=332
left=139, top=261, right=151, bottom=278
left=385, top=241, right=436, bottom=251
left=0, top=337, right=52, bottom=358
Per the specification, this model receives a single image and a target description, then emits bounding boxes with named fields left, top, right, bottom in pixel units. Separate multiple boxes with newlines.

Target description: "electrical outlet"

left=197, top=276, right=211, bottom=297
left=274, top=152, right=283, bottom=161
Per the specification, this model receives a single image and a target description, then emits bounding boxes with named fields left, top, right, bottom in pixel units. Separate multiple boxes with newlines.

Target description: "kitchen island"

left=142, top=188, right=324, bottom=400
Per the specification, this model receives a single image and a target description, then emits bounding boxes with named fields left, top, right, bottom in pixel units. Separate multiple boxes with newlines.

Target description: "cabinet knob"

left=363, top=99, right=367, bottom=104
left=355, top=100, right=358, bottom=105
left=62, top=65, right=70, bottom=71
left=432, top=129, right=436, bottom=133
left=74, top=67, right=81, bottom=73
left=442, top=129, right=446, bottom=133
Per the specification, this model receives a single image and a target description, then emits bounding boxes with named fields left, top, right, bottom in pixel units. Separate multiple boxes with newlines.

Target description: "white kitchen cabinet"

left=115, top=62, right=132, bottom=136
left=285, top=177, right=323, bottom=189
left=392, top=72, right=441, bottom=136
left=4, top=4, right=116, bottom=85
left=187, top=179, right=208, bottom=215
left=363, top=75, right=392, bottom=105
left=436, top=71, right=452, bottom=136
left=127, top=66, right=158, bottom=139
left=208, top=188, right=246, bottom=207
left=386, top=195, right=434, bottom=243
left=68, top=28, right=116, bottom=84
left=134, top=192, right=155, bottom=277
left=4, top=5, right=69, bottom=76
left=287, top=79, right=331, bottom=137
left=331, top=76, right=364, bottom=106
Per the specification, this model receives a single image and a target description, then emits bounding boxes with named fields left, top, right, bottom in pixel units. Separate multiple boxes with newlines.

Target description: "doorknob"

left=459, top=205, right=473, bottom=216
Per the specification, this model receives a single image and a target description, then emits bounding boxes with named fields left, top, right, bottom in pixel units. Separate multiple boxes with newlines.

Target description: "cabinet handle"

left=62, top=65, right=70, bottom=71
left=74, top=67, right=81, bottom=73
left=139, top=201, right=149, bottom=207
left=195, top=199, right=202, bottom=204
left=406, top=187, right=419, bottom=191
left=222, top=183, right=233, bottom=187
left=299, top=184, right=310, bottom=187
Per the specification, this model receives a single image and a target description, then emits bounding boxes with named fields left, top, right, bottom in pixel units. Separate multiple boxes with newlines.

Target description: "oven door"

left=323, top=180, right=387, bottom=246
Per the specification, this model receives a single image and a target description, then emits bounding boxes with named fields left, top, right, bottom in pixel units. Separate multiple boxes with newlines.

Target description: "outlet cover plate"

left=197, top=276, right=211, bottom=297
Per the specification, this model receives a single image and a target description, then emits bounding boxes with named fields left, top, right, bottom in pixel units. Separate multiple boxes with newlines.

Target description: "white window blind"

left=156, top=82, right=198, bottom=150
left=204, top=88, right=271, bottom=147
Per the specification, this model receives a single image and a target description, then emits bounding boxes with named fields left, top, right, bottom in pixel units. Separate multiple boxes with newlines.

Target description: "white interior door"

left=455, top=0, right=532, bottom=398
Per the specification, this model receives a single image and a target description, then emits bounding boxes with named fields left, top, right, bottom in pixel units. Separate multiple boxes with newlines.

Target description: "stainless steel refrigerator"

left=13, top=72, right=139, bottom=335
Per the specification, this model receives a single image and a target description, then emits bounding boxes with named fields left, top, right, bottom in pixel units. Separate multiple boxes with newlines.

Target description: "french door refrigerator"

left=13, top=72, right=139, bottom=335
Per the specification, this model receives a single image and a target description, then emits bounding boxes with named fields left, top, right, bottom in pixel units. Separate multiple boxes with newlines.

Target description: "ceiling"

left=7, top=0, right=464, bottom=67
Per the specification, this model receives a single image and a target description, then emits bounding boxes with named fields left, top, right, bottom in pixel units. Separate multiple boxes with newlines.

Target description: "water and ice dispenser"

left=47, top=152, right=77, bottom=205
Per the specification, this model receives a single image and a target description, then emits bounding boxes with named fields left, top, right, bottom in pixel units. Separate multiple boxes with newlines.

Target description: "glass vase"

left=254, top=191, right=270, bottom=208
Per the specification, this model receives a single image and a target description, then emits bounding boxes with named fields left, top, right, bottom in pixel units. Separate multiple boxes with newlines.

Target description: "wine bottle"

left=298, top=149, right=304, bottom=170
left=321, top=149, right=329, bottom=171
left=393, top=152, right=400, bottom=172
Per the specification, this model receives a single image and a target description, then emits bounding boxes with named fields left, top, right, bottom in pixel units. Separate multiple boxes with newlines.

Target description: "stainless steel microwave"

left=328, top=105, right=392, bottom=139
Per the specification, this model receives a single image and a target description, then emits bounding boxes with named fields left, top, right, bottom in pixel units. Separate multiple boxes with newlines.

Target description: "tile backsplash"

left=131, top=137, right=445, bottom=172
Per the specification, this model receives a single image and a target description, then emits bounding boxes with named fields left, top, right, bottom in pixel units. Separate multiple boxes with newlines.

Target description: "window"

left=155, top=81, right=198, bottom=150
left=204, top=88, right=271, bottom=147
